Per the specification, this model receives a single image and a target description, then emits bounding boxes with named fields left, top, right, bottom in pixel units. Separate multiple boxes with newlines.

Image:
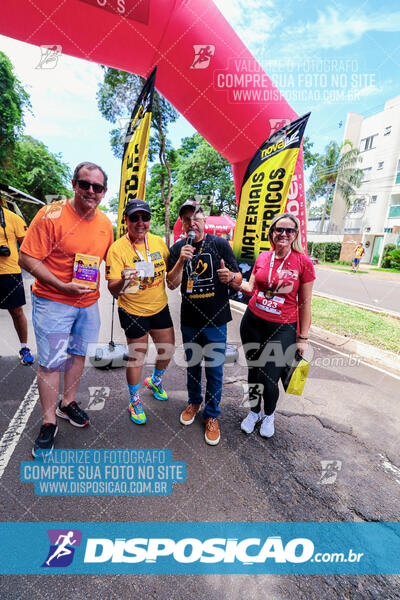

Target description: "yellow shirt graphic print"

left=105, top=233, right=169, bottom=317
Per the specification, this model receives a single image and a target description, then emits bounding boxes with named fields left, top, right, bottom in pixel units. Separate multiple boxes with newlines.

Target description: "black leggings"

left=240, top=308, right=297, bottom=415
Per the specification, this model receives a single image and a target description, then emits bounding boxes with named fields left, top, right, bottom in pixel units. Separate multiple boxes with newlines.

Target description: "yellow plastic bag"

left=282, top=353, right=310, bottom=396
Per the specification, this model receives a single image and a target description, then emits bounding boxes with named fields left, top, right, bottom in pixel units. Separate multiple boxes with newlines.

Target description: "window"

left=384, top=126, right=392, bottom=136
left=371, top=196, right=377, bottom=204
left=384, top=227, right=393, bottom=233
left=377, top=162, right=384, bottom=170
left=360, top=134, right=377, bottom=151
left=362, top=167, right=372, bottom=181
left=397, top=160, right=400, bottom=185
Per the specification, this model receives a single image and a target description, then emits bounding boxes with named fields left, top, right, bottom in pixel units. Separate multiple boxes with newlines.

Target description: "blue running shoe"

left=19, top=347, right=34, bottom=365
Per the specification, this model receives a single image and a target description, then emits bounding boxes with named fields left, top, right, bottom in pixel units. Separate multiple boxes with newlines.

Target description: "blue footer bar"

left=1, top=522, right=399, bottom=574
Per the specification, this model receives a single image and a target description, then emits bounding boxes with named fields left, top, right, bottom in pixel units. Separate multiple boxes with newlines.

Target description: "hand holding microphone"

left=180, top=230, right=196, bottom=263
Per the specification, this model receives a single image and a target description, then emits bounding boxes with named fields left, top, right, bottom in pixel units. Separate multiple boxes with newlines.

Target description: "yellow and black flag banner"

left=117, top=66, right=156, bottom=239
left=233, top=112, right=310, bottom=264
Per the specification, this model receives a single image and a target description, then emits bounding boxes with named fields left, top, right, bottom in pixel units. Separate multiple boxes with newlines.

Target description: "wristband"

left=297, top=335, right=308, bottom=340
left=230, top=273, right=235, bottom=283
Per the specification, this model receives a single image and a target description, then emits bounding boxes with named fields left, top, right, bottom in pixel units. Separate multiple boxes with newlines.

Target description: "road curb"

left=230, top=300, right=400, bottom=376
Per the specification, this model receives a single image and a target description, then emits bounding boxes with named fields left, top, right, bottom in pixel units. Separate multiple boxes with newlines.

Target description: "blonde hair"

left=268, top=212, right=304, bottom=254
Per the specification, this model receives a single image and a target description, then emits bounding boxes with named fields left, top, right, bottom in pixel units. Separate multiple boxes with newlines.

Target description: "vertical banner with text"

left=116, top=66, right=156, bottom=239
left=233, top=113, right=310, bottom=266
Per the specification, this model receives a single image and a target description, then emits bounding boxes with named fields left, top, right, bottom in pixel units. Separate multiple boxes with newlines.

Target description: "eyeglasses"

left=76, top=179, right=105, bottom=194
left=128, top=212, right=151, bottom=223
left=182, top=215, right=204, bottom=224
left=273, top=226, right=297, bottom=235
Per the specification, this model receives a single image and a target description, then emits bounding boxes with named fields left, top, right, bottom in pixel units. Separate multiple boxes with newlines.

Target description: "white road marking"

left=0, top=377, right=39, bottom=479
left=379, top=454, right=400, bottom=486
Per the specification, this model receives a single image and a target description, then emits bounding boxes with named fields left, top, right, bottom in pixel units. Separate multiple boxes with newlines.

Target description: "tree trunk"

left=156, top=112, right=171, bottom=246
left=319, top=182, right=333, bottom=233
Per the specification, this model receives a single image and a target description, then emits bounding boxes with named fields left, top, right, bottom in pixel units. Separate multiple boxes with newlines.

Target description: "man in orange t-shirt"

left=20, top=162, right=114, bottom=458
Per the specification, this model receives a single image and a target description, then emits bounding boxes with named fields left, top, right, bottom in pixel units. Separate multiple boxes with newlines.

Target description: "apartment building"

left=329, top=95, right=400, bottom=265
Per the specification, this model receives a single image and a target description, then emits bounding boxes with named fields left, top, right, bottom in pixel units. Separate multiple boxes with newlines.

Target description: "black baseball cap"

left=179, top=199, right=202, bottom=217
left=123, top=199, right=151, bottom=217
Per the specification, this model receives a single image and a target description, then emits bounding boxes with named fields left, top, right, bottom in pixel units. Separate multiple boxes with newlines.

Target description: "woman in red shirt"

left=239, top=213, right=315, bottom=438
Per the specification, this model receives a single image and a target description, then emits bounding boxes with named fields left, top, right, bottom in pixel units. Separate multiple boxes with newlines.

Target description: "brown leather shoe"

left=204, top=417, right=220, bottom=445
left=180, top=403, right=201, bottom=425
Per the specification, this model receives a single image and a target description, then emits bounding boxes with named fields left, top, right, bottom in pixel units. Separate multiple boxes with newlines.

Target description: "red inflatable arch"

left=1, top=0, right=306, bottom=235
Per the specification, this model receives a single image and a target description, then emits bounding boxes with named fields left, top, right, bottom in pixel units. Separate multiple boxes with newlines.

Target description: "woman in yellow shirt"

left=106, top=199, right=174, bottom=425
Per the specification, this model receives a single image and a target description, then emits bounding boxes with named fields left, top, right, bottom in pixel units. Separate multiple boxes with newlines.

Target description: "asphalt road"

left=313, top=266, right=400, bottom=313
left=0, top=274, right=399, bottom=598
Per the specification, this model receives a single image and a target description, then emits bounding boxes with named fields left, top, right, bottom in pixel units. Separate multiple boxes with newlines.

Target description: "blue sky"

left=1, top=0, right=399, bottom=204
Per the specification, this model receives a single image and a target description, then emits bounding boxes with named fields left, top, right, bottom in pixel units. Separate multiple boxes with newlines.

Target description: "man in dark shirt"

left=167, top=200, right=242, bottom=445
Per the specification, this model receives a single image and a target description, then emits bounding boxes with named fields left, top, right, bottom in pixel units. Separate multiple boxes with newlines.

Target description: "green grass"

left=317, top=262, right=369, bottom=274
left=370, top=267, right=400, bottom=273
left=311, top=296, right=400, bottom=354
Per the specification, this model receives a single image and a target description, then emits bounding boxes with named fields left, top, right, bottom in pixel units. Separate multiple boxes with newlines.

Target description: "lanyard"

left=126, top=234, right=151, bottom=262
left=188, top=234, right=207, bottom=276
left=268, top=250, right=291, bottom=288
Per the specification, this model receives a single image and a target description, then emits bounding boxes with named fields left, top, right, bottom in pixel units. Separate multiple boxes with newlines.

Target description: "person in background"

left=0, top=202, right=34, bottom=365
left=167, top=200, right=242, bottom=446
left=352, top=243, right=365, bottom=272
left=239, top=212, right=315, bottom=438
left=106, top=199, right=174, bottom=426
left=19, top=162, right=113, bottom=457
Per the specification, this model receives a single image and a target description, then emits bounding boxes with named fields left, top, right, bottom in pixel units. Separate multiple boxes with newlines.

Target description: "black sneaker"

left=32, top=423, right=58, bottom=458
left=56, top=400, right=89, bottom=428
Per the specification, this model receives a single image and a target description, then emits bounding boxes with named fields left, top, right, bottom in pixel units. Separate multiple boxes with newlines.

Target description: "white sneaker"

left=260, top=413, right=275, bottom=438
left=241, top=411, right=262, bottom=434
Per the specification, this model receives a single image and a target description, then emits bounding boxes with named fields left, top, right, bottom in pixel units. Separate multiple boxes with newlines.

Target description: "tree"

left=97, top=67, right=179, bottom=244
left=1, top=136, right=72, bottom=223
left=307, top=140, right=363, bottom=233
left=303, top=136, right=320, bottom=170
left=171, top=133, right=236, bottom=223
left=0, top=51, right=31, bottom=170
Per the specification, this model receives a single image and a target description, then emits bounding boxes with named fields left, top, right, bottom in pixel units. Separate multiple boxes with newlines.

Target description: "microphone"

left=185, top=230, right=196, bottom=264
left=187, top=230, right=196, bottom=246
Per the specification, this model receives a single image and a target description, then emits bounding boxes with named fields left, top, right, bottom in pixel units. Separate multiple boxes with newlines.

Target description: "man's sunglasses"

left=76, top=179, right=105, bottom=194
left=273, top=226, right=297, bottom=235
left=128, top=212, right=151, bottom=222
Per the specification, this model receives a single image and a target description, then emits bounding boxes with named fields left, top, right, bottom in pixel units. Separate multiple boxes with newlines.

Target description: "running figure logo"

left=190, top=45, right=215, bottom=69
left=269, top=118, right=291, bottom=135
left=36, top=45, right=62, bottom=69
left=319, top=460, right=342, bottom=485
left=42, top=529, right=82, bottom=567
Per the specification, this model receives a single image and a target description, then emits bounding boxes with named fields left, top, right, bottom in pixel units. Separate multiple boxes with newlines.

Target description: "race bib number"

left=255, top=292, right=285, bottom=315
left=135, top=261, right=155, bottom=277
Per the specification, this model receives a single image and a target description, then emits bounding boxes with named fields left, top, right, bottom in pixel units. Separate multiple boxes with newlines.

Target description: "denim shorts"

left=31, top=292, right=100, bottom=370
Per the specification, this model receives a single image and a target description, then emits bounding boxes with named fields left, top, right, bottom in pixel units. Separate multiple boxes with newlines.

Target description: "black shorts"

left=118, top=304, right=173, bottom=340
left=0, top=273, right=26, bottom=309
